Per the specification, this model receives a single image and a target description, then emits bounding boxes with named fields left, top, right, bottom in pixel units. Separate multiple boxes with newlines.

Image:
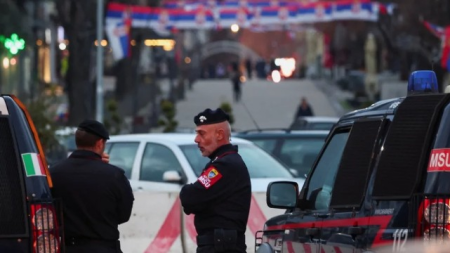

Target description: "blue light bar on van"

left=407, top=70, right=439, bottom=95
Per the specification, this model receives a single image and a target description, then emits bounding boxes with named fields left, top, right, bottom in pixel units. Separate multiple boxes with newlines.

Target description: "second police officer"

left=180, top=108, right=252, bottom=253
left=50, top=119, right=134, bottom=253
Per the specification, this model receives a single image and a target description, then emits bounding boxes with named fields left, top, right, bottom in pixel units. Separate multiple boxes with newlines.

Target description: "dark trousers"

left=196, top=229, right=246, bottom=253
left=233, top=86, right=241, bottom=102
left=65, top=238, right=122, bottom=253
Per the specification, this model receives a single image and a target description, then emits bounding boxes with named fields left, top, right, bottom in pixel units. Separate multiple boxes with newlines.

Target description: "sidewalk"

left=174, top=78, right=339, bottom=131
left=314, top=78, right=355, bottom=117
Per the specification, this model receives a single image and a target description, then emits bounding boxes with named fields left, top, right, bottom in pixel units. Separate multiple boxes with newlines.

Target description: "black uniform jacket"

left=179, top=144, right=251, bottom=235
left=50, top=150, right=134, bottom=241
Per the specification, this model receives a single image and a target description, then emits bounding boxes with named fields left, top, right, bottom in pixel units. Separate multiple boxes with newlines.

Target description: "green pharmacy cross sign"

left=2, top=34, right=25, bottom=55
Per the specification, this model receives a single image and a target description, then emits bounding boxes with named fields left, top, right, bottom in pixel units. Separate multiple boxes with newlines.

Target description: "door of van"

left=280, top=128, right=350, bottom=252
left=317, top=118, right=386, bottom=253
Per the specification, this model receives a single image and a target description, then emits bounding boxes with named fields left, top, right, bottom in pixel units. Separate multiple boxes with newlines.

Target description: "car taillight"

left=31, top=203, right=60, bottom=253
left=424, top=202, right=450, bottom=224
left=33, top=207, right=55, bottom=230
left=419, top=198, right=450, bottom=242
left=423, top=227, right=450, bottom=241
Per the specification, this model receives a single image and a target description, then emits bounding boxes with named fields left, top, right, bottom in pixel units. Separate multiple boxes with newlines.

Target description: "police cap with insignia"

left=77, top=119, right=110, bottom=140
left=194, top=108, right=230, bottom=126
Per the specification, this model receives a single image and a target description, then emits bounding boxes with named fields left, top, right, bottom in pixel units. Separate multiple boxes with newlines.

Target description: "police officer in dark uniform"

left=180, top=108, right=251, bottom=253
left=50, top=119, right=134, bottom=253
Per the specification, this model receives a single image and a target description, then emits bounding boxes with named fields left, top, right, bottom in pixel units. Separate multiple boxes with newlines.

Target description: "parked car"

left=235, top=130, right=329, bottom=178
left=105, top=133, right=303, bottom=192
left=289, top=116, right=339, bottom=131
left=55, top=127, right=77, bottom=154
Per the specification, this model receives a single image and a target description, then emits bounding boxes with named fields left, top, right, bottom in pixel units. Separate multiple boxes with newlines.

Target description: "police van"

left=256, top=70, right=450, bottom=253
left=0, top=95, right=63, bottom=253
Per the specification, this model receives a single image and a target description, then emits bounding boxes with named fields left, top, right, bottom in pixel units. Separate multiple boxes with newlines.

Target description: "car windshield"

left=309, top=123, right=335, bottom=131
left=290, top=120, right=335, bottom=131
left=180, top=143, right=293, bottom=178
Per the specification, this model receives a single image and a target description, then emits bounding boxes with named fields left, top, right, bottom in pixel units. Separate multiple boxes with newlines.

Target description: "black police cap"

left=77, top=119, right=110, bottom=140
left=194, top=108, right=230, bottom=126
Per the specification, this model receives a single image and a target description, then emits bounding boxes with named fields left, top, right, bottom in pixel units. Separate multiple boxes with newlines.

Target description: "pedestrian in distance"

left=230, top=62, right=243, bottom=102
left=294, top=97, right=314, bottom=119
left=180, top=108, right=251, bottom=253
left=245, top=59, right=253, bottom=79
left=50, top=119, right=134, bottom=253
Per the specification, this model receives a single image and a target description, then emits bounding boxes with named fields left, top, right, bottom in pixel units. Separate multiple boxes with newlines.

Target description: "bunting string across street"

left=105, top=0, right=393, bottom=60
left=106, top=0, right=393, bottom=31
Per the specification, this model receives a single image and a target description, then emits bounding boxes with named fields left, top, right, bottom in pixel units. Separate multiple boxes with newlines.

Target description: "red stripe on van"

left=266, top=215, right=392, bottom=247
left=248, top=194, right=267, bottom=235
left=145, top=199, right=181, bottom=253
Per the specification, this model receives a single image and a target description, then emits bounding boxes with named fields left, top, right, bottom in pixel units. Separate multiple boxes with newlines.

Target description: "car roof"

left=109, top=133, right=253, bottom=145
left=235, top=130, right=329, bottom=136
left=294, top=116, right=339, bottom=122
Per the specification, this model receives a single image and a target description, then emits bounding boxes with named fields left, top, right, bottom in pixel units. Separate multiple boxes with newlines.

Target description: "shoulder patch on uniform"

left=197, top=166, right=222, bottom=189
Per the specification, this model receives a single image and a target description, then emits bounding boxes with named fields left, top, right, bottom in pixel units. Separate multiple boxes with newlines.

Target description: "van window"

left=180, top=143, right=293, bottom=178
left=251, top=139, right=277, bottom=154
left=306, top=131, right=349, bottom=210
left=279, top=138, right=325, bottom=177
left=140, top=143, right=183, bottom=182
left=107, top=142, right=139, bottom=179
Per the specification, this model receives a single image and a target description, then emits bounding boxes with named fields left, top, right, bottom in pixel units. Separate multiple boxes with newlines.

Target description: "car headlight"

left=424, top=203, right=450, bottom=224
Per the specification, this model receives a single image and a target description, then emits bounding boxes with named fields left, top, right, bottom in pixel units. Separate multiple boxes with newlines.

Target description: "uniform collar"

left=69, top=150, right=102, bottom=160
left=208, top=144, right=238, bottom=161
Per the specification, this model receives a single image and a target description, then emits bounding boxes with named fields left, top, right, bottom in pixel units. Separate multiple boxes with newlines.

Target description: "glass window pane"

left=179, top=145, right=209, bottom=176
left=309, top=123, right=334, bottom=131
left=140, top=143, right=183, bottom=182
left=250, top=139, right=277, bottom=154
left=180, top=144, right=293, bottom=178
left=306, top=131, right=350, bottom=210
left=279, top=138, right=325, bottom=178
left=108, top=142, right=139, bottom=179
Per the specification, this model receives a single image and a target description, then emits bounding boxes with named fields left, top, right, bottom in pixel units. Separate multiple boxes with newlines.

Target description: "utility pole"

left=96, top=0, right=104, bottom=122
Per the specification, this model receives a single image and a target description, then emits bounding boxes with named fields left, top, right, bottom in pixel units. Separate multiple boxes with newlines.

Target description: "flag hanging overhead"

left=107, top=0, right=392, bottom=32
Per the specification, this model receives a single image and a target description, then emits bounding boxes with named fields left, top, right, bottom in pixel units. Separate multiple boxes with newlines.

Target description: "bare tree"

left=55, top=0, right=98, bottom=125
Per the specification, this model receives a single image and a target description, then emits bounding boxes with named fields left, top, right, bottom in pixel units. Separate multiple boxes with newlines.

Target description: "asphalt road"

left=175, top=78, right=339, bottom=131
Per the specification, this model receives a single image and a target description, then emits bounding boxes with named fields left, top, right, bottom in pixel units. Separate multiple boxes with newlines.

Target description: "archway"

left=200, top=40, right=262, bottom=62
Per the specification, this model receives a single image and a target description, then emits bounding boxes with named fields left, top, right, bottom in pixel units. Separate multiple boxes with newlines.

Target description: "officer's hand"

left=102, top=152, right=110, bottom=163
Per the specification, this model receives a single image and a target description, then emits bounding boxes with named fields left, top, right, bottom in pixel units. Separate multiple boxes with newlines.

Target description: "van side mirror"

left=267, top=181, right=298, bottom=209
left=162, top=171, right=184, bottom=184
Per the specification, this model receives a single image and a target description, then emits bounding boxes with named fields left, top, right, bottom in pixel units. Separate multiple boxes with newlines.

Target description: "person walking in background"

left=230, top=62, right=243, bottom=102
left=245, top=59, right=253, bottom=79
left=50, top=119, right=134, bottom=253
left=216, top=63, right=226, bottom=78
left=294, top=97, right=314, bottom=119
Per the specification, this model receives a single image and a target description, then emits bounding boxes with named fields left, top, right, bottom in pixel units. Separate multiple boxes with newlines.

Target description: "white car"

left=105, top=133, right=304, bottom=192
left=289, top=116, right=339, bottom=131
left=105, top=133, right=304, bottom=253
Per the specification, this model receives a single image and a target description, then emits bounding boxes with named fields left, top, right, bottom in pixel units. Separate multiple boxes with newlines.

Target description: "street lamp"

left=231, top=24, right=240, bottom=33
left=2, top=57, right=9, bottom=69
